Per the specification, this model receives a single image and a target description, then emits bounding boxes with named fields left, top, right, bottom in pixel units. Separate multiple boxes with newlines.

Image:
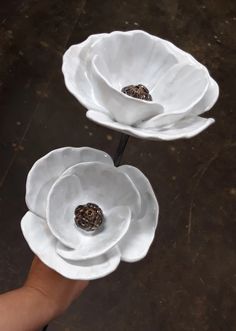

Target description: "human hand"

left=0, top=257, right=88, bottom=331
left=24, top=256, right=89, bottom=317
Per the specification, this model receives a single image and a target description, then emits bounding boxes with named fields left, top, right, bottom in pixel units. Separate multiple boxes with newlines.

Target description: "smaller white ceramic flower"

left=62, top=30, right=219, bottom=141
left=21, top=147, right=158, bottom=280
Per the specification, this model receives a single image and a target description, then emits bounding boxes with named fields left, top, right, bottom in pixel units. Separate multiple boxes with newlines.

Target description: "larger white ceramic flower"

left=62, top=30, right=219, bottom=140
left=21, top=147, right=158, bottom=280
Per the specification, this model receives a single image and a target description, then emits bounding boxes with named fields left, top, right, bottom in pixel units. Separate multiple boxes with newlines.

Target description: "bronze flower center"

left=121, top=84, right=152, bottom=101
left=74, top=203, right=103, bottom=231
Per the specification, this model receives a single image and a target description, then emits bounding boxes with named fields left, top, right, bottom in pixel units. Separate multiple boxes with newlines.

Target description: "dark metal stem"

left=113, top=133, right=129, bottom=167
left=42, top=325, right=48, bottom=331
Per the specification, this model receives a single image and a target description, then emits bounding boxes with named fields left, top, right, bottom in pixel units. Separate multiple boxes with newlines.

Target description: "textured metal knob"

left=121, top=84, right=152, bottom=101
left=74, top=203, right=103, bottom=231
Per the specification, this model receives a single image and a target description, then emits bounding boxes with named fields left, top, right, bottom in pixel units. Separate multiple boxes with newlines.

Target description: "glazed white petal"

left=61, top=161, right=141, bottom=217
left=26, top=147, right=113, bottom=219
left=89, top=57, right=164, bottom=125
left=46, top=162, right=141, bottom=248
left=46, top=174, right=83, bottom=249
left=155, top=116, right=215, bottom=140
left=151, top=63, right=209, bottom=112
left=92, top=30, right=181, bottom=90
left=138, top=77, right=218, bottom=129
left=47, top=169, right=132, bottom=250
left=137, top=112, right=187, bottom=129
left=188, top=76, right=219, bottom=116
left=87, top=110, right=214, bottom=141
left=62, top=33, right=108, bottom=112
left=118, top=166, right=159, bottom=262
left=21, top=211, right=121, bottom=280
left=139, top=115, right=215, bottom=140
left=56, top=206, right=131, bottom=260
left=87, top=110, right=156, bottom=138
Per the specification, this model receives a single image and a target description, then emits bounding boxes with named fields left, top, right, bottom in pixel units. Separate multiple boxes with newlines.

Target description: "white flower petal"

left=86, top=110, right=150, bottom=138
left=188, top=76, right=219, bottom=116
left=26, top=147, right=113, bottom=219
left=62, top=161, right=141, bottom=216
left=46, top=174, right=82, bottom=249
left=87, top=110, right=214, bottom=141
left=89, top=56, right=163, bottom=125
left=154, top=116, right=215, bottom=140
left=91, top=30, right=181, bottom=90
left=138, top=112, right=188, bottom=129
left=47, top=162, right=141, bottom=248
left=62, top=33, right=108, bottom=112
left=64, top=34, right=164, bottom=124
left=21, top=211, right=121, bottom=280
left=151, top=63, right=209, bottom=113
left=56, top=206, right=131, bottom=260
left=118, top=166, right=159, bottom=262
left=137, top=77, right=218, bottom=130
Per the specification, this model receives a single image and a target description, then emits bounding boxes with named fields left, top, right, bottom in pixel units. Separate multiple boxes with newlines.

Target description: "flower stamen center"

left=121, top=84, right=152, bottom=101
left=74, top=203, right=103, bottom=231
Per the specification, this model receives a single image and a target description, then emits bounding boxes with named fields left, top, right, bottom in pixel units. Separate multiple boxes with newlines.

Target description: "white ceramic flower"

left=21, top=147, right=158, bottom=280
left=62, top=30, right=219, bottom=141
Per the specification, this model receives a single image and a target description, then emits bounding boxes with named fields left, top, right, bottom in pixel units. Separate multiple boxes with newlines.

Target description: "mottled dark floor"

left=0, top=0, right=236, bottom=330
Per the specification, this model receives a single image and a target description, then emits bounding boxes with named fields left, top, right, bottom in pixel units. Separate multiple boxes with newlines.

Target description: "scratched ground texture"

left=0, top=1, right=235, bottom=330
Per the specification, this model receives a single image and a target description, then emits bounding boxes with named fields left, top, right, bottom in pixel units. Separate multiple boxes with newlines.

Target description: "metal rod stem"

left=42, top=325, right=48, bottom=331
left=113, top=133, right=129, bottom=167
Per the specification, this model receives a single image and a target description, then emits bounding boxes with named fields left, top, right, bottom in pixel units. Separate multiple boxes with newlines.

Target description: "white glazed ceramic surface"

left=21, top=147, right=159, bottom=280
left=62, top=30, right=219, bottom=141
